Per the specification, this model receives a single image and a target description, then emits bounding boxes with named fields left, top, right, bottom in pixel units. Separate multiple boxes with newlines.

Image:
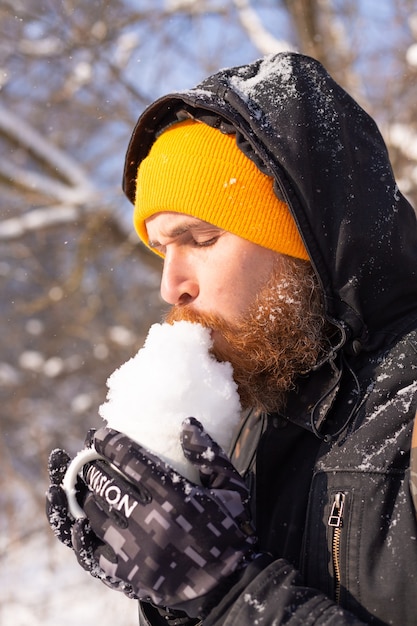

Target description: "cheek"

left=196, top=265, right=244, bottom=318
left=196, top=241, right=278, bottom=318
left=213, top=273, right=253, bottom=318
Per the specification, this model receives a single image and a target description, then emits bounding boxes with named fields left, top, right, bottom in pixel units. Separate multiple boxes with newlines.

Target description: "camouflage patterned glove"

left=46, top=447, right=138, bottom=599
left=74, top=419, right=257, bottom=617
left=46, top=433, right=97, bottom=547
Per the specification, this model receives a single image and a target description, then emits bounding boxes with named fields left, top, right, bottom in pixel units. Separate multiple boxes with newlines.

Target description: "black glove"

left=73, top=418, right=257, bottom=617
left=46, top=448, right=82, bottom=548
left=45, top=446, right=138, bottom=598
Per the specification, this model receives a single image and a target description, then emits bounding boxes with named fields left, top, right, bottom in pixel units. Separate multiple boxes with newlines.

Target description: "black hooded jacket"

left=124, top=54, right=417, bottom=625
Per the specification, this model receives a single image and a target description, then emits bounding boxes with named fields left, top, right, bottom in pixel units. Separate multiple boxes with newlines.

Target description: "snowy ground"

left=0, top=527, right=138, bottom=626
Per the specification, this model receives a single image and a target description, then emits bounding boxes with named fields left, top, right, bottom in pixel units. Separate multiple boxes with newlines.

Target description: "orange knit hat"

left=134, top=120, right=308, bottom=260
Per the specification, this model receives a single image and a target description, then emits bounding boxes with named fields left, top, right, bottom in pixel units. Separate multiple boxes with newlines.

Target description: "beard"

left=165, top=256, right=327, bottom=414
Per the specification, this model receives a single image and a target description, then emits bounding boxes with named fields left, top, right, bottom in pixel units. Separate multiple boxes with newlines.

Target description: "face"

left=145, top=211, right=326, bottom=412
left=145, top=212, right=281, bottom=324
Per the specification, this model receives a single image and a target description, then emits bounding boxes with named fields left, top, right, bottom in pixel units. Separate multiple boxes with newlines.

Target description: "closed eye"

left=148, top=240, right=166, bottom=255
left=192, top=236, right=220, bottom=248
left=147, top=220, right=225, bottom=255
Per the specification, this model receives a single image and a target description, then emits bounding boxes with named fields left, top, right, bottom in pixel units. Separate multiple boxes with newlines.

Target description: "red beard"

left=165, top=257, right=327, bottom=413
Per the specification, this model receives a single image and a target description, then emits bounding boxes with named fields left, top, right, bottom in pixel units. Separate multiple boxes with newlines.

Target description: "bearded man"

left=47, top=53, right=417, bottom=626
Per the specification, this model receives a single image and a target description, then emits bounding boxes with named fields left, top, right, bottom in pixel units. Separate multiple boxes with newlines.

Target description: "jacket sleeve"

left=203, top=555, right=367, bottom=626
left=138, top=554, right=366, bottom=625
left=410, top=410, right=417, bottom=516
left=138, top=601, right=202, bottom=626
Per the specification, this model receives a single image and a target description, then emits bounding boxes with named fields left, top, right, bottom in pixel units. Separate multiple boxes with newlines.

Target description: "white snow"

left=0, top=531, right=138, bottom=626
left=230, top=54, right=297, bottom=104
left=406, top=42, right=417, bottom=68
left=99, top=321, right=242, bottom=482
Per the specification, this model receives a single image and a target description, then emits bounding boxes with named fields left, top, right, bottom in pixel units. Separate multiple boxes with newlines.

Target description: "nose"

left=160, top=251, right=199, bottom=306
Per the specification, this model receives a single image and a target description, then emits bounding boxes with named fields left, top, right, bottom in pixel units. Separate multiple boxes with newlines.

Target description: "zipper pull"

left=328, top=492, right=346, bottom=604
left=328, top=492, right=345, bottom=527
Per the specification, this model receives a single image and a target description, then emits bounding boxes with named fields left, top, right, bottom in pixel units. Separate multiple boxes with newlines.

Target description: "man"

left=47, top=53, right=417, bottom=625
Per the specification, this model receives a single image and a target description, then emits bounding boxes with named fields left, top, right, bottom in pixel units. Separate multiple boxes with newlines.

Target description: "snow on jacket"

left=123, top=53, right=417, bottom=625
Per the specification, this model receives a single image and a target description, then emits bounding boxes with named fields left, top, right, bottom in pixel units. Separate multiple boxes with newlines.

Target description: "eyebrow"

left=148, top=218, right=218, bottom=249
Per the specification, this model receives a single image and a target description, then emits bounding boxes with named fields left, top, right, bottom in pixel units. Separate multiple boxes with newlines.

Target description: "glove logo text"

left=86, top=465, right=138, bottom=518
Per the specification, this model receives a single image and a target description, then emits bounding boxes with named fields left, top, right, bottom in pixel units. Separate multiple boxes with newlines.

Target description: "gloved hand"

left=46, top=448, right=79, bottom=548
left=45, top=446, right=137, bottom=598
left=73, top=418, right=257, bottom=617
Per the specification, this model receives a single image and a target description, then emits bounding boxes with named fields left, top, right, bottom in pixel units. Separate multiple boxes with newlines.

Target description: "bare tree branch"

left=0, top=158, right=95, bottom=205
left=0, top=205, right=80, bottom=240
left=0, top=105, right=95, bottom=192
left=233, top=0, right=295, bottom=54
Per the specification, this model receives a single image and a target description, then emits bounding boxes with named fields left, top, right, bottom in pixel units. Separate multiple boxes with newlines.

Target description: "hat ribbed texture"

left=134, top=120, right=308, bottom=260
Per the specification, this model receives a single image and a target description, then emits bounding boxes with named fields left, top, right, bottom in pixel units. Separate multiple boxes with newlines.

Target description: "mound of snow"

left=99, top=321, right=241, bottom=481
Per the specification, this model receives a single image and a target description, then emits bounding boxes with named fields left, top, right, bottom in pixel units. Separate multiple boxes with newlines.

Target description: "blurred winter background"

left=1, top=1, right=417, bottom=624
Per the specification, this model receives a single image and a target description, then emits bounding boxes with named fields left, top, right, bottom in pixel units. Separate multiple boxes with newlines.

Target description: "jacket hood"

left=124, top=53, right=417, bottom=354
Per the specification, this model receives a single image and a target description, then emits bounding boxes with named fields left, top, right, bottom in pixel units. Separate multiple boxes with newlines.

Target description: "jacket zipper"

left=327, top=491, right=345, bottom=603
